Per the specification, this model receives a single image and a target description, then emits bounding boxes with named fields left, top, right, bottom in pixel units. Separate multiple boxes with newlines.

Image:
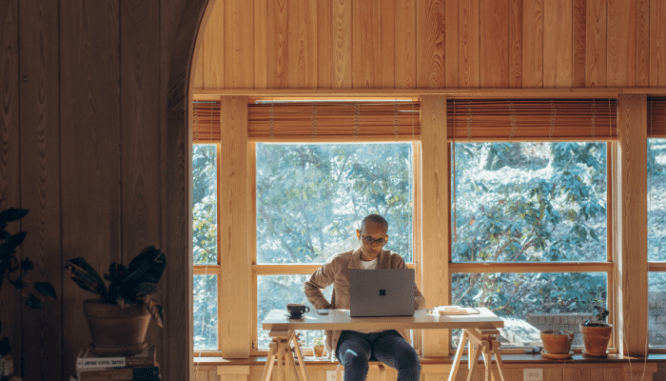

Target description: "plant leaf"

left=123, top=246, right=166, bottom=285
left=35, top=282, right=57, bottom=299
left=25, top=294, right=42, bottom=309
left=21, top=258, right=34, bottom=271
left=0, top=208, right=28, bottom=224
left=139, top=294, right=163, bottom=328
left=64, top=258, right=108, bottom=300
left=4, top=231, right=27, bottom=251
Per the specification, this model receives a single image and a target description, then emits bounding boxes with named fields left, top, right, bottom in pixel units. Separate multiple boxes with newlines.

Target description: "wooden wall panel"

left=445, top=0, right=459, bottom=88
left=509, top=0, right=523, bottom=88
left=121, top=0, right=162, bottom=360
left=417, top=0, right=446, bottom=89
left=60, top=1, right=121, bottom=378
left=0, top=0, right=21, bottom=377
left=202, top=0, right=225, bottom=89
left=563, top=367, right=591, bottom=381
left=480, top=0, right=510, bottom=87
left=395, top=0, right=417, bottom=88
left=635, top=0, right=649, bottom=87
left=254, top=0, right=267, bottom=89
left=18, top=0, right=61, bottom=379
left=458, top=0, right=480, bottom=88
left=266, top=0, right=287, bottom=88
left=608, top=0, right=637, bottom=87
left=352, top=0, right=395, bottom=88
left=317, top=0, right=332, bottom=89
left=331, top=0, right=352, bottom=88
left=225, top=0, right=253, bottom=89
left=543, top=0, right=572, bottom=87
left=572, top=0, right=586, bottom=87
left=219, top=96, right=251, bottom=358
left=522, top=0, right=544, bottom=88
left=586, top=0, right=607, bottom=87
left=650, top=0, right=666, bottom=87
left=616, top=94, right=648, bottom=356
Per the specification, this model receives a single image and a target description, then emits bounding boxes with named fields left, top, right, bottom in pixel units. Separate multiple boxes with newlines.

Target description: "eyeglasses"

left=362, top=236, right=387, bottom=246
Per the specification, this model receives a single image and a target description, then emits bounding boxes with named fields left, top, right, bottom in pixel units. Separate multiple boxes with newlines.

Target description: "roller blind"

left=648, top=97, right=666, bottom=138
left=192, top=101, right=221, bottom=142
left=247, top=101, right=420, bottom=141
left=446, top=99, right=617, bottom=141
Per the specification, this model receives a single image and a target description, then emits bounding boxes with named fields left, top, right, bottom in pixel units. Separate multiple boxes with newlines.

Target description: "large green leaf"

left=35, top=282, right=57, bottom=299
left=0, top=208, right=28, bottom=224
left=64, top=258, right=108, bottom=300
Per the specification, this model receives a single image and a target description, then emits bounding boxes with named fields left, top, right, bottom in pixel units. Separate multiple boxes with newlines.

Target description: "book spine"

left=77, top=357, right=155, bottom=370
left=78, top=366, right=159, bottom=381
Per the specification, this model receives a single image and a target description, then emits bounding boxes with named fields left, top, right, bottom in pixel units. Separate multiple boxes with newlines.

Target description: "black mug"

left=287, top=303, right=310, bottom=318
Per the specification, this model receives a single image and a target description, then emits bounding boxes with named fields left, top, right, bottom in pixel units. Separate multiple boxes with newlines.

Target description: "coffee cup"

left=287, top=304, right=310, bottom=319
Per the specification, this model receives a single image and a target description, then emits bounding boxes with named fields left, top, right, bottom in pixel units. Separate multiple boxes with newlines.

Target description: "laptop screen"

left=348, top=268, right=415, bottom=317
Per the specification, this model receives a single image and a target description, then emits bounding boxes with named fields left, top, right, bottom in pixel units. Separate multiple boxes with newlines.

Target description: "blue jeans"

left=335, top=330, right=420, bottom=381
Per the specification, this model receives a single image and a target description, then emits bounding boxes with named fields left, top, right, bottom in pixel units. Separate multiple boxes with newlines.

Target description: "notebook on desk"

left=347, top=268, right=415, bottom=317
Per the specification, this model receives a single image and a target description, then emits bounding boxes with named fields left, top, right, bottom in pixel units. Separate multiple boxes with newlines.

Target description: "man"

left=304, top=214, right=425, bottom=381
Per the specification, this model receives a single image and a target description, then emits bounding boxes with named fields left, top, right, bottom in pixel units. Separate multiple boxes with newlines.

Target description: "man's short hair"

left=361, top=214, right=389, bottom=231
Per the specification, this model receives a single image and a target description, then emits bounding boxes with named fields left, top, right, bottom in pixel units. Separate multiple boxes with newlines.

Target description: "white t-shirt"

left=360, top=258, right=377, bottom=269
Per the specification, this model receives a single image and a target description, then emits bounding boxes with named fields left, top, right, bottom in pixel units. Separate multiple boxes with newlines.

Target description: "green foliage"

left=452, top=142, right=608, bottom=317
left=65, top=246, right=166, bottom=327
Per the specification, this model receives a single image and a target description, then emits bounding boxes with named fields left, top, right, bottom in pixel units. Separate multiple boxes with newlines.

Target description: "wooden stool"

left=336, top=361, right=386, bottom=381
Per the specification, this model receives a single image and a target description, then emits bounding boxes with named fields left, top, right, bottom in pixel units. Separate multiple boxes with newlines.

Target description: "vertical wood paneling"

left=417, top=0, right=446, bottom=88
left=420, top=96, right=450, bottom=357
left=522, top=0, right=544, bottom=87
left=266, top=0, right=287, bottom=88
left=458, top=0, right=480, bottom=88
left=616, top=94, right=648, bottom=356
left=650, top=0, right=666, bottom=86
left=287, top=0, right=318, bottom=88
left=572, top=0, right=586, bottom=87
left=201, top=0, right=225, bottom=89
left=563, top=367, right=591, bottom=380
left=509, top=0, right=523, bottom=87
left=417, top=0, right=446, bottom=89
left=395, top=0, right=416, bottom=88
left=331, top=0, right=352, bottom=88
left=586, top=0, right=607, bottom=87
left=445, top=0, right=459, bottom=88
left=543, top=367, right=563, bottom=381
left=635, top=0, right=649, bottom=86
left=353, top=0, right=395, bottom=88
left=254, top=0, right=267, bottom=89
left=0, top=0, right=20, bottom=377
left=608, top=0, right=637, bottom=86
left=225, top=0, right=253, bottom=88
left=543, top=0, right=573, bottom=87
left=317, top=0, right=332, bottom=89
left=219, top=96, right=251, bottom=358
left=18, top=0, right=61, bottom=379
left=60, top=0, right=121, bottom=378
left=480, top=0, right=510, bottom=87
left=121, top=0, right=162, bottom=359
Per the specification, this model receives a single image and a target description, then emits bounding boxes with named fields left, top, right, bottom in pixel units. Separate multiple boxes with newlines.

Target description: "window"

left=254, top=142, right=414, bottom=348
left=451, top=141, right=612, bottom=348
left=648, top=138, right=666, bottom=348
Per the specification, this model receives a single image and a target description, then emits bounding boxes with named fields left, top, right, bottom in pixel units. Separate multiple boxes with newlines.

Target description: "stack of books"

left=72, top=346, right=160, bottom=381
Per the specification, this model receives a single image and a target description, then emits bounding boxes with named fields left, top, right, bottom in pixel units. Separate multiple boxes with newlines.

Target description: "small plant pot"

left=313, top=345, right=325, bottom=357
left=83, top=299, right=151, bottom=355
left=540, top=330, right=574, bottom=354
left=579, top=323, right=612, bottom=357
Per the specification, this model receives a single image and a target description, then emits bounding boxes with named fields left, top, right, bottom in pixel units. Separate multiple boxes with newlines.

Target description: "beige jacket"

left=303, top=248, right=426, bottom=355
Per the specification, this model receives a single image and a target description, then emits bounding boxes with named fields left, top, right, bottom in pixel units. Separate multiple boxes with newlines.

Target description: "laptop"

left=348, top=268, right=415, bottom=317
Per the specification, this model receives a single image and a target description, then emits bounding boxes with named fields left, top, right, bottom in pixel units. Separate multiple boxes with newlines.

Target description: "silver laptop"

left=348, top=268, right=415, bottom=317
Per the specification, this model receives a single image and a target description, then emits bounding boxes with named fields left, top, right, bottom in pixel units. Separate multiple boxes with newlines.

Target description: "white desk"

left=261, top=308, right=505, bottom=381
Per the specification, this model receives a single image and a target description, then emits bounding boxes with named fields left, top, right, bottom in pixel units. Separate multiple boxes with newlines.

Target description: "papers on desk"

left=429, top=306, right=480, bottom=315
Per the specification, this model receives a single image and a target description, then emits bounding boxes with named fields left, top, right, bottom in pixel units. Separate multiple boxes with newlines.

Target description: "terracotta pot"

left=540, top=330, right=574, bottom=354
left=313, top=345, right=325, bottom=358
left=579, top=323, right=612, bottom=357
left=83, top=299, right=151, bottom=355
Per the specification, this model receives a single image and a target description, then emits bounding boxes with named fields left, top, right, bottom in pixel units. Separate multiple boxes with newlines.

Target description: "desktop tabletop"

left=262, top=308, right=504, bottom=332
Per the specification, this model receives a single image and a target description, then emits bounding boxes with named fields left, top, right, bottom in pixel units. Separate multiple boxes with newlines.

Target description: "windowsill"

left=193, top=353, right=666, bottom=366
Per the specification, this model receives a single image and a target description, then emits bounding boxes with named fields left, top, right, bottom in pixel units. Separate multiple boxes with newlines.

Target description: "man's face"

left=356, top=221, right=389, bottom=259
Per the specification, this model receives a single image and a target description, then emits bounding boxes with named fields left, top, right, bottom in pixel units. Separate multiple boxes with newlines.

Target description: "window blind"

left=247, top=101, right=421, bottom=141
left=446, top=99, right=617, bottom=141
left=648, top=97, right=666, bottom=138
left=192, top=101, right=221, bottom=142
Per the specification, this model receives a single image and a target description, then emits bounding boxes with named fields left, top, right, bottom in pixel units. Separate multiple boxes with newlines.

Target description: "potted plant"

left=312, top=335, right=325, bottom=358
left=64, top=246, right=166, bottom=355
left=0, top=208, right=57, bottom=377
left=540, top=329, right=574, bottom=357
left=579, top=305, right=611, bottom=357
